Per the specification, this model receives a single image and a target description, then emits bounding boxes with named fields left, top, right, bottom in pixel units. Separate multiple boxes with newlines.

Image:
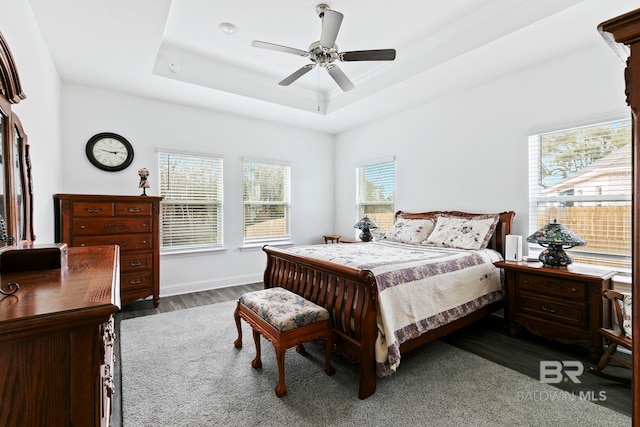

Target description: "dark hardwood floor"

left=112, top=284, right=632, bottom=426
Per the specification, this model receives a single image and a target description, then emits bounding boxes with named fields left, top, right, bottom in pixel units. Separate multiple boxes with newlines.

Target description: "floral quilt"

left=286, top=240, right=504, bottom=377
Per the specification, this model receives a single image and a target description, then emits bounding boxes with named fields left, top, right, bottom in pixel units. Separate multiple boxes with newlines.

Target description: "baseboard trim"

left=160, top=274, right=263, bottom=297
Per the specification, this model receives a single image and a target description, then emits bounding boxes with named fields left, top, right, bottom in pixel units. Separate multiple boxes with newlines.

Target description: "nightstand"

left=494, top=260, right=616, bottom=362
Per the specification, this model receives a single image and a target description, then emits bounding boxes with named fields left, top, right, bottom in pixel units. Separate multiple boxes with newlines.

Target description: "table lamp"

left=526, top=220, right=586, bottom=267
left=354, top=216, right=379, bottom=242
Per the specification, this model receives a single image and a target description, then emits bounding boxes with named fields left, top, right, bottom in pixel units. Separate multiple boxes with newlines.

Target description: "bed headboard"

left=394, top=210, right=516, bottom=256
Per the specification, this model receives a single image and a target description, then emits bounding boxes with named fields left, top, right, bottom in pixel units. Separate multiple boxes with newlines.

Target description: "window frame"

left=355, top=157, right=396, bottom=238
left=242, top=158, right=292, bottom=246
left=527, top=118, right=631, bottom=272
left=157, top=150, right=224, bottom=254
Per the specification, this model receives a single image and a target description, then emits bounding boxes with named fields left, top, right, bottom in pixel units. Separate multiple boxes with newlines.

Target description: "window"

left=243, top=160, right=291, bottom=244
left=158, top=151, right=224, bottom=251
left=356, top=158, right=395, bottom=235
left=528, top=119, right=631, bottom=271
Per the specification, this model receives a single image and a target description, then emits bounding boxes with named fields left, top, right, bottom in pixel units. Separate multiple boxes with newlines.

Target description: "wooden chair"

left=588, top=289, right=632, bottom=382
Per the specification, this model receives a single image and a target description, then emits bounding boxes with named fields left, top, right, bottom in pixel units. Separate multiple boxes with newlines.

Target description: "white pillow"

left=425, top=214, right=499, bottom=250
left=381, top=218, right=435, bottom=245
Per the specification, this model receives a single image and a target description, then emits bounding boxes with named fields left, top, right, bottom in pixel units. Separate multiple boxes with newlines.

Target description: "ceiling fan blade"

left=340, top=49, right=396, bottom=62
left=279, top=64, right=315, bottom=86
left=326, top=64, right=355, bottom=91
left=252, top=40, right=309, bottom=57
left=320, top=9, right=343, bottom=49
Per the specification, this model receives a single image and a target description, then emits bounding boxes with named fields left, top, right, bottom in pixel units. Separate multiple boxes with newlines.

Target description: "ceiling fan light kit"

left=252, top=4, right=396, bottom=92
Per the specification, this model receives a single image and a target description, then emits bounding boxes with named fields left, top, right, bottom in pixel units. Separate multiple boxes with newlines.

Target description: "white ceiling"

left=26, top=0, right=639, bottom=134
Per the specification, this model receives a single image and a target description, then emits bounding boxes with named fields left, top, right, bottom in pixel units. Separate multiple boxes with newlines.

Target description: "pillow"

left=381, top=217, right=435, bottom=245
left=425, top=214, right=500, bottom=250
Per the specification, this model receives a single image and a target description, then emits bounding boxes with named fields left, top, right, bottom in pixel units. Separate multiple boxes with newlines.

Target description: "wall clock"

left=85, top=132, right=134, bottom=172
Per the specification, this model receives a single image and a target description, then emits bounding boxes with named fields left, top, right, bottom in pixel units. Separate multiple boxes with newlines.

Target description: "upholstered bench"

left=233, top=287, right=336, bottom=397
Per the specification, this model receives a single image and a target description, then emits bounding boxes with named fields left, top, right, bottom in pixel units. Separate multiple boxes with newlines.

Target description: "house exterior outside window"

left=158, top=151, right=224, bottom=252
left=356, top=158, right=395, bottom=236
left=528, top=119, right=631, bottom=271
left=243, top=160, right=291, bottom=244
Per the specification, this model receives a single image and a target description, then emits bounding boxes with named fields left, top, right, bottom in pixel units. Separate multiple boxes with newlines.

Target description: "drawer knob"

left=524, top=280, right=529, bottom=284
left=129, top=260, right=143, bottom=267
left=571, top=288, right=577, bottom=292
left=540, top=304, right=559, bottom=314
left=80, top=225, right=86, bottom=229
left=80, top=243, right=86, bottom=247
left=127, top=207, right=142, bottom=213
left=129, top=279, right=143, bottom=285
left=85, top=207, right=102, bottom=213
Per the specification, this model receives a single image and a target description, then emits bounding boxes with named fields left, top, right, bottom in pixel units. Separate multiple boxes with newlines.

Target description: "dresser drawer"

left=517, top=273, right=587, bottom=300
left=72, top=202, right=114, bottom=217
left=517, top=292, right=587, bottom=328
left=73, top=234, right=153, bottom=251
left=120, top=252, right=152, bottom=272
left=72, top=217, right=152, bottom=235
left=116, top=202, right=153, bottom=216
left=121, top=271, right=153, bottom=293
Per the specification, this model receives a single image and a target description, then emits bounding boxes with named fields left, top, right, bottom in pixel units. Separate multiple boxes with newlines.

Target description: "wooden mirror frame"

left=0, top=31, right=34, bottom=246
left=599, top=9, right=640, bottom=424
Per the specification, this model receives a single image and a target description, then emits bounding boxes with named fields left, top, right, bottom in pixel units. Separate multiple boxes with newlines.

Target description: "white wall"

left=0, top=1, right=63, bottom=243
left=334, top=41, right=628, bottom=251
left=61, top=84, right=334, bottom=295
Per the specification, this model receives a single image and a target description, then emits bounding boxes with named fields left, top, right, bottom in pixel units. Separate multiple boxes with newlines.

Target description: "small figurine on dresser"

left=138, top=168, right=150, bottom=196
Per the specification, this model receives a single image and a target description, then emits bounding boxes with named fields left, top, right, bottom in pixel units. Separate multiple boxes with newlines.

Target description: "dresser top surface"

left=0, top=245, right=120, bottom=331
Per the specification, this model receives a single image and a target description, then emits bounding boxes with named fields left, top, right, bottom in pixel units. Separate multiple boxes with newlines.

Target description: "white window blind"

left=243, top=160, right=291, bottom=243
left=158, top=151, right=224, bottom=251
left=356, top=159, right=395, bottom=234
left=528, top=118, right=631, bottom=271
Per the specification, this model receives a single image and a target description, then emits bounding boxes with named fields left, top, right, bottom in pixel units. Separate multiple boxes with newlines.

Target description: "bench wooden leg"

left=233, top=305, right=243, bottom=349
left=251, top=329, right=262, bottom=369
left=275, top=346, right=288, bottom=397
left=325, top=335, right=336, bottom=376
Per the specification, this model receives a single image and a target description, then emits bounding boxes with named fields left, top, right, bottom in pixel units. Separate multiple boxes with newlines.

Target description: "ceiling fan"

left=252, top=4, right=396, bottom=92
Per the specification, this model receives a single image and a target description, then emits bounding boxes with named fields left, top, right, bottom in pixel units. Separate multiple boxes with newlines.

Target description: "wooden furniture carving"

left=233, top=287, right=335, bottom=397
left=599, top=9, right=640, bottom=423
left=0, top=245, right=120, bottom=427
left=0, top=31, right=34, bottom=247
left=588, top=289, right=632, bottom=382
left=54, top=194, right=162, bottom=307
left=494, top=260, right=615, bottom=361
left=262, top=210, right=514, bottom=399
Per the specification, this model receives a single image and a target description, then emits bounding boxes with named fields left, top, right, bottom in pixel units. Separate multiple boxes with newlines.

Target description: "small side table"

left=494, top=260, right=616, bottom=362
left=323, top=235, right=341, bottom=244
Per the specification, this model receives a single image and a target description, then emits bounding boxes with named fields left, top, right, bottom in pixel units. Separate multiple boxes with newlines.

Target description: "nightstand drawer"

left=518, top=292, right=587, bottom=328
left=72, top=217, right=152, bottom=235
left=518, top=273, right=587, bottom=300
left=72, top=202, right=114, bottom=217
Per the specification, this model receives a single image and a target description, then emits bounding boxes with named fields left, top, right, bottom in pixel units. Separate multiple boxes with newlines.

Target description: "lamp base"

left=539, top=245, right=573, bottom=267
left=359, top=229, right=373, bottom=242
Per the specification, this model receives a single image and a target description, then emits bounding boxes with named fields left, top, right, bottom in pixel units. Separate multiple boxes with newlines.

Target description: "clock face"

left=85, top=133, right=134, bottom=171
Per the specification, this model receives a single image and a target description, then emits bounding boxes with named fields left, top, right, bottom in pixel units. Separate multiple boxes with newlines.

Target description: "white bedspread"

left=286, top=241, right=504, bottom=376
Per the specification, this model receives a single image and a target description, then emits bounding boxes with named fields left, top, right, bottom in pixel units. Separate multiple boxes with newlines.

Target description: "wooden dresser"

left=495, top=260, right=616, bottom=361
left=0, top=245, right=120, bottom=427
left=54, top=194, right=162, bottom=307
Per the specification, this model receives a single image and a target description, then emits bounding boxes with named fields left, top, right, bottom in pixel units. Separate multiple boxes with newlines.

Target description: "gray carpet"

left=120, top=300, right=631, bottom=427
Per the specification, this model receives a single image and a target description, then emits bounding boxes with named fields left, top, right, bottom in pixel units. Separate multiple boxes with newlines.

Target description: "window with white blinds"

left=356, top=159, right=395, bottom=235
left=158, top=151, right=224, bottom=251
left=243, top=160, right=291, bottom=243
left=528, top=118, right=631, bottom=271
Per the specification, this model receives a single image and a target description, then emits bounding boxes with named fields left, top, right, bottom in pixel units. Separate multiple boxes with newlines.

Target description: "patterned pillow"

left=381, top=218, right=435, bottom=245
left=425, top=214, right=500, bottom=250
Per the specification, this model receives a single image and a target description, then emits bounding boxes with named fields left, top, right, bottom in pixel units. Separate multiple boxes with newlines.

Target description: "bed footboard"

left=262, top=245, right=379, bottom=399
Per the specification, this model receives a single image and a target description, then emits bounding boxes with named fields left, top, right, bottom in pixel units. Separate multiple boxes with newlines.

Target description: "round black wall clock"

left=85, top=132, right=134, bottom=172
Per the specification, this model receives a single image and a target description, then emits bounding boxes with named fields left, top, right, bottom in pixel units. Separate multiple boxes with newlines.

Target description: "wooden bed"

left=262, top=210, right=515, bottom=399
